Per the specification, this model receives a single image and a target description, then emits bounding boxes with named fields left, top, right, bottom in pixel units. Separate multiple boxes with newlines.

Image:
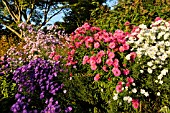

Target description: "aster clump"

left=11, top=58, right=72, bottom=113
left=125, top=17, right=170, bottom=112
left=66, top=23, right=139, bottom=111
left=7, top=23, right=69, bottom=66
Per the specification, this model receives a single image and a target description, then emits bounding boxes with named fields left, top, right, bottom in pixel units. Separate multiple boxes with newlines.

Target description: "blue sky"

left=47, top=0, right=117, bottom=24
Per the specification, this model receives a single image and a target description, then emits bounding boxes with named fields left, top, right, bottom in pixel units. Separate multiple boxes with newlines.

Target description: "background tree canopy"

left=0, top=0, right=108, bottom=38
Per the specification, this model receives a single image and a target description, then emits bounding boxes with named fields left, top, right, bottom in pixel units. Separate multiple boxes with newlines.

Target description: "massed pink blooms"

left=94, top=74, right=100, bottom=81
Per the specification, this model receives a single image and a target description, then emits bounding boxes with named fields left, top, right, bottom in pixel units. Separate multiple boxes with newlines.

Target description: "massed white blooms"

left=126, top=19, right=170, bottom=97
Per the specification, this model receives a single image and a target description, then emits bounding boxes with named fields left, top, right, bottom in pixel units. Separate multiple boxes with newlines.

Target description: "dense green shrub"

left=90, top=1, right=170, bottom=32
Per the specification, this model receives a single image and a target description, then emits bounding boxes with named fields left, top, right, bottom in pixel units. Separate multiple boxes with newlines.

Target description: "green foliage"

left=59, top=0, right=107, bottom=33
left=58, top=73, right=108, bottom=113
left=91, top=1, right=170, bottom=32
left=0, top=73, right=17, bottom=112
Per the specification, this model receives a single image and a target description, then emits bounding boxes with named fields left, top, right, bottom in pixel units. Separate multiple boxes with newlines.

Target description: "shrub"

left=125, top=17, right=170, bottom=112
left=10, top=58, right=72, bottom=112
left=65, top=23, right=138, bottom=112
left=90, top=1, right=170, bottom=32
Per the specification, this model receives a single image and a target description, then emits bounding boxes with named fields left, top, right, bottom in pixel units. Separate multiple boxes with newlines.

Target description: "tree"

left=0, top=0, right=67, bottom=39
left=57, top=0, right=107, bottom=33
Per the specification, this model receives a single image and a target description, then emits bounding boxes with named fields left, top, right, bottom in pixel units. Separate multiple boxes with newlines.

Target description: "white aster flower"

left=159, top=54, right=168, bottom=61
left=140, top=89, right=145, bottom=94
left=144, top=92, right=149, bottom=97
left=155, top=80, right=158, bottom=83
left=152, top=65, right=156, bottom=69
left=147, top=61, right=153, bottom=67
left=140, top=70, right=144, bottom=73
left=159, top=80, right=163, bottom=84
left=158, top=74, right=163, bottom=80
left=63, top=90, right=67, bottom=94
left=126, top=54, right=131, bottom=60
left=101, top=88, right=103, bottom=92
left=147, top=68, right=153, bottom=74
left=157, top=31, right=165, bottom=39
left=161, top=69, right=168, bottom=75
left=113, top=94, right=118, bottom=100
left=165, top=41, right=170, bottom=46
left=123, top=96, right=128, bottom=101
left=127, top=97, right=132, bottom=103
left=132, top=88, right=137, bottom=93
left=139, top=24, right=147, bottom=29
left=132, top=83, right=136, bottom=86
left=163, top=33, right=170, bottom=40
left=157, top=92, right=160, bottom=96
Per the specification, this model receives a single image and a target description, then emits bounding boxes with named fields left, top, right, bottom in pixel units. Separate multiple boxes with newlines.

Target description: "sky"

left=47, top=0, right=117, bottom=25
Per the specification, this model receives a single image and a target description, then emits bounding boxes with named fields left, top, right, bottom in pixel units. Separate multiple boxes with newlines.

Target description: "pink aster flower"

left=75, top=42, right=81, bottom=48
left=108, top=52, right=115, bottom=59
left=91, top=64, right=97, bottom=70
left=109, top=42, right=116, bottom=49
left=127, top=77, right=134, bottom=84
left=82, top=23, right=91, bottom=30
left=123, top=43, right=130, bottom=50
left=94, top=74, right=100, bottom=81
left=102, top=65, right=108, bottom=72
left=113, top=59, right=119, bottom=68
left=132, top=99, right=139, bottom=109
left=82, top=56, right=89, bottom=65
left=94, top=42, right=100, bottom=48
left=123, top=69, right=130, bottom=75
left=96, top=58, right=102, bottom=64
left=155, top=17, right=162, bottom=21
left=112, top=68, right=121, bottom=76
left=124, top=21, right=130, bottom=26
left=70, top=49, right=75, bottom=55
left=118, top=81, right=123, bottom=85
left=119, top=46, right=125, bottom=52
left=49, top=52, right=56, bottom=58
left=106, top=58, right=113, bottom=66
left=87, top=36, right=94, bottom=43
left=97, top=50, right=105, bottom=57
left=85, top=41, right=91, bottom=48
left=130, top=52, right=137, bottom=61
left=53, top=55, right=61, bottom=61
left=116, top=85, right=122, bottom=93
left=90, top=56, right=96, bottom=65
